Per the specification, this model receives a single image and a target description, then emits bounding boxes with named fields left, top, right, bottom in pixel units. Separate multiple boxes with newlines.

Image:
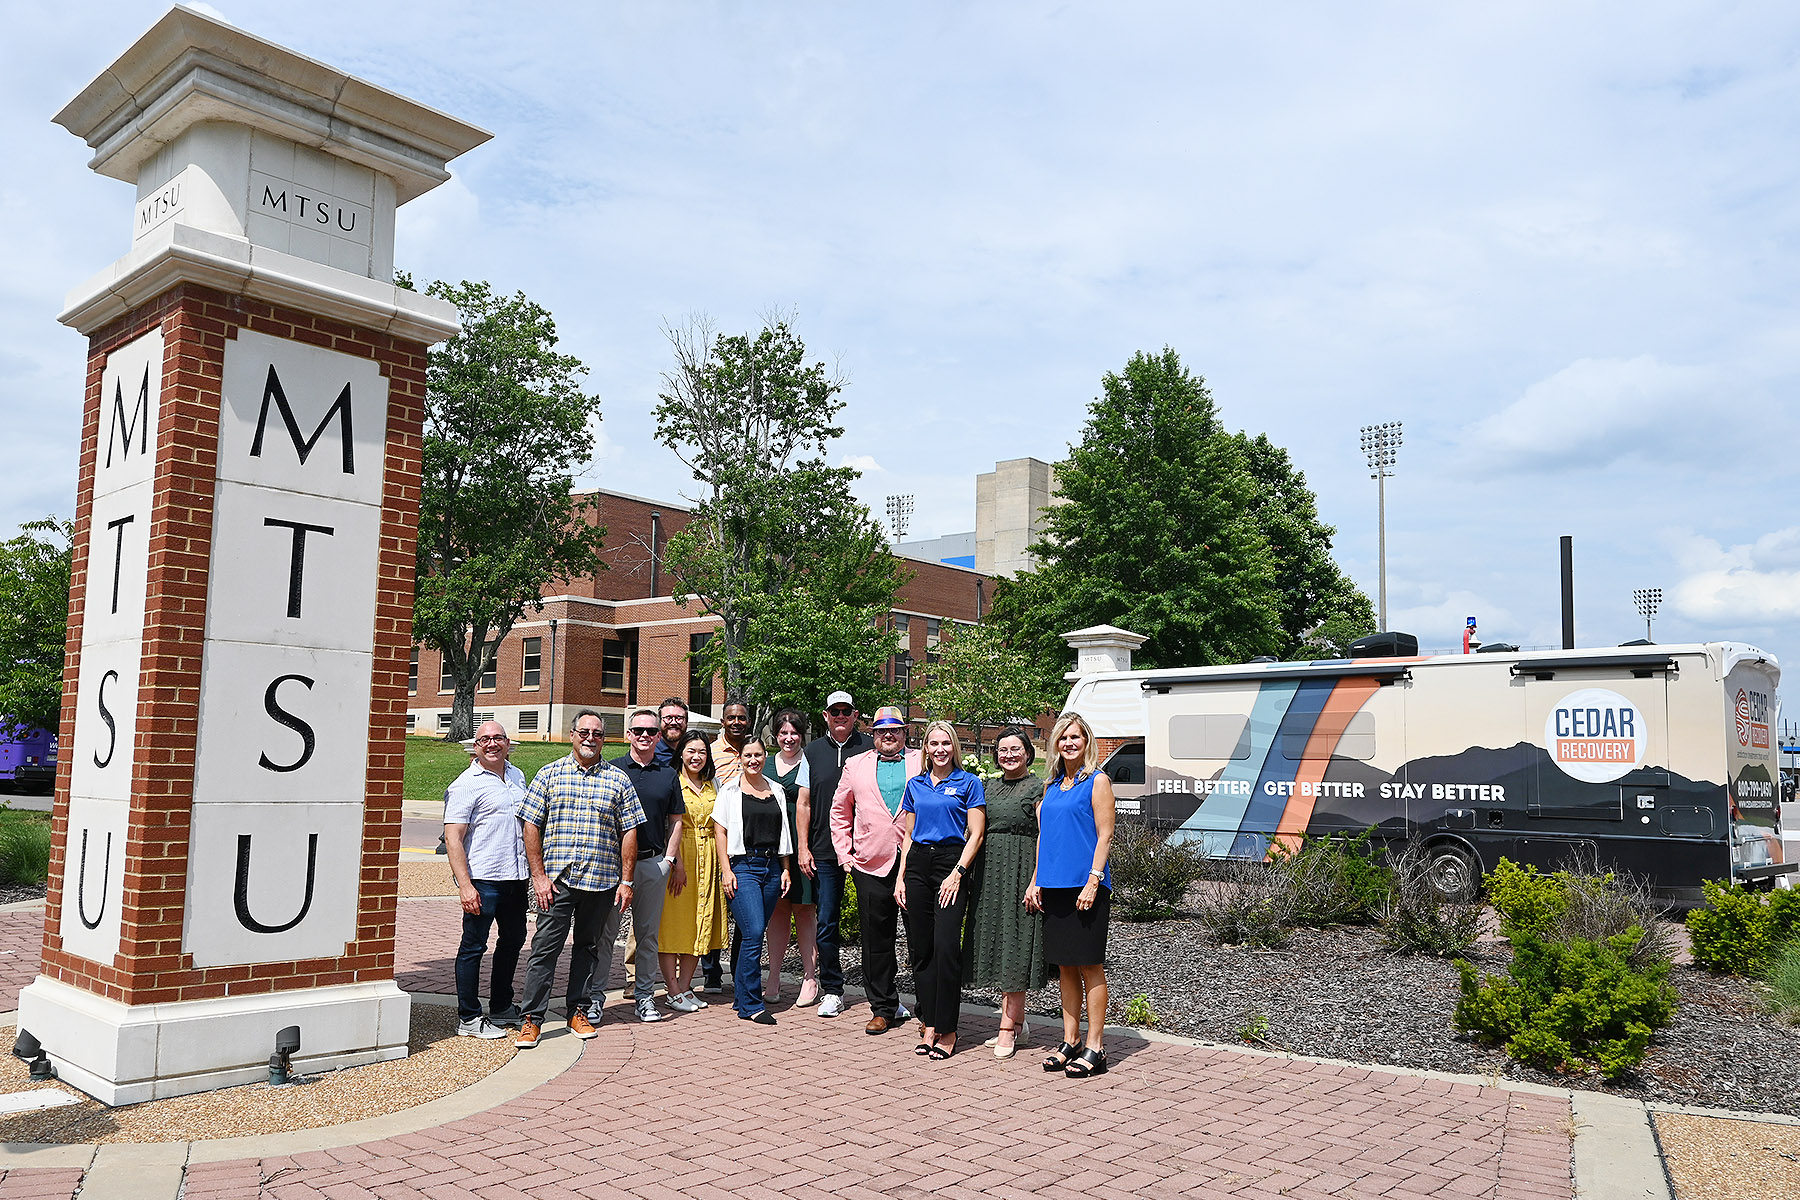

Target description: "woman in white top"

left=765, top=709, right=818, bottom=1005
left=712, top=736, right=793, bottom=1025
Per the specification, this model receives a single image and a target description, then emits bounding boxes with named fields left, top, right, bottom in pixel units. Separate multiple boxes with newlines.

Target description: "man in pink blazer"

left=830, top=706, right=922, bottom=1035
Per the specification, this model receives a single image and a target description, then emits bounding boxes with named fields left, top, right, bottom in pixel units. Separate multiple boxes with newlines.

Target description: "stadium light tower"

left=1633, top=587, right=1662, bottom=642
left=1359, top=422, right=1402, bottom=632
left=885, top=493, right=914, bottom=542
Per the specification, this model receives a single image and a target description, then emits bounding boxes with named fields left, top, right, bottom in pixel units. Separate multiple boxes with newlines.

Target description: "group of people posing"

left=443, top=691, right=1118, bottom=1078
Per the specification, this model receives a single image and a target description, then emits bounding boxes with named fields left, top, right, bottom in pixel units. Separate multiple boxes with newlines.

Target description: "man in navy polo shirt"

left=444, top=719, right=530, bottom=1038
left=596, top=706, right=687, bottom=1022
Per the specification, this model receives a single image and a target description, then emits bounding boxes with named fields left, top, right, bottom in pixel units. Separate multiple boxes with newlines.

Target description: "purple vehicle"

left=0, top=725, right=57, bottom=795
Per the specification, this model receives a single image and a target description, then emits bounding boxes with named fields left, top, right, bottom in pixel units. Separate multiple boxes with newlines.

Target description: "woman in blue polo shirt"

left=895, top=719, right=986, bottom=1059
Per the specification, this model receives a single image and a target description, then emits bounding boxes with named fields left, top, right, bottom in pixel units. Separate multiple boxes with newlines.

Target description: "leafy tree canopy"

left=913, top=621, right=1062, bottom=754
left=994, top=347, right=1372, bottom=674
left=0, top=518, right=72, bottom=735
left=414, top=279, right=607, bottom=741
left=656, top=315, right=906, bottom=730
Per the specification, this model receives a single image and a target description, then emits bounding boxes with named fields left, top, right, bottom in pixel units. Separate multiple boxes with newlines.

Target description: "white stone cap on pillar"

left=1062, top=624, right=1149, bottom=677
left=52, top=4, right=487, bottom=338
left=54, top=5, right=490, bottom=204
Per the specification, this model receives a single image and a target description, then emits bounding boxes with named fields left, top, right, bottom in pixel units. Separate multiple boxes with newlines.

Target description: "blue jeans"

left=728, top=853, right=784, bottom=1016
left=455, top=879, right=527, bottom=1022
left=813, top=859, right=846, bottom=997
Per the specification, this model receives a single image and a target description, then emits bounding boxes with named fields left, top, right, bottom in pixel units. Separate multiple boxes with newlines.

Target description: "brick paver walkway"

left=0, top=912, right=44, bottom=1013
left=0, top=898, right=1575, bottom=1198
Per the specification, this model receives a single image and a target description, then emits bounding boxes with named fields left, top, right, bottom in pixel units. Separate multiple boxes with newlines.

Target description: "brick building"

left=408, top=489, right=995, bottom=739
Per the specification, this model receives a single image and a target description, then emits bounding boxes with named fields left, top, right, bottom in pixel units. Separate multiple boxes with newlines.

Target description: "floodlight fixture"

left=885, top=494, right=914, bottom=542
left=1633, top=587, right=1662, bottom=642
left=269, top=1025, right=301, bottom=1086
left=1358, top=422, right=1403, bottom=631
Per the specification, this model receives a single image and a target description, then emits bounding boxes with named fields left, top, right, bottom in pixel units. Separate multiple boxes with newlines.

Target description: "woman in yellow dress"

left=659, top=729, right=728, bottom=1011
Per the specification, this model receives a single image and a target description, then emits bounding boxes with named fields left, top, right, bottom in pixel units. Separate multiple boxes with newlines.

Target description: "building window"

left=475, top=710, right=495, bottom=725
left=522, top=637, right=542, bottom=688
left=480, top=641, right=498, bottom=691
left=409, top=646, right=419, bottom=694
left=518, top=709, right=540, bottom=732
left=440, top=654, right=455, bottom=693
left=602, top=640, right=628, bottom=692
left=689, top=632, right=714, bottom=716
left=926, top=617, right=941, bottom=647
left=405, top=713, right=417, bottom=731
left=894, top=653, right=912, bottom=690
left=437, top=713, right=453, bottom=732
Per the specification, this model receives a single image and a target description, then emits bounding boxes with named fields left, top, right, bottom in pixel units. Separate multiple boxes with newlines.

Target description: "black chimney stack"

left=1560, top=535, right=1575, bottom=650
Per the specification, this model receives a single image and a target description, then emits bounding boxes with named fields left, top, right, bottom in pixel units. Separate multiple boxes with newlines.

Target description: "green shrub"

left=1767, top=941, right=1800, bottom=1023
left=1122, top=993, right=1158, bottom=1027
left=1485, top=856, right=1677, bottom=969
left=1686, top=881, right=1800, bottom=976
left=1274, top=828, right=1394, bottom=927
left=1110, top=822, right=1210, bottom=921
left=1455, top=927, right=1678, bottom=1080
left=1486, top=860, right=1569, bottom=941
left=0, top=818, right=51, bottom=887
left=839, top=872, right=860, bottom=945
left=1191, top=856, right=1295, bottom=947
left=1381, top=838, right=1484, bottom=956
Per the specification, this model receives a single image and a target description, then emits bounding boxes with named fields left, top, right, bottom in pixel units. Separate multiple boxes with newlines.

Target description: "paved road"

left=0, top=899, right=1577, bottom=1198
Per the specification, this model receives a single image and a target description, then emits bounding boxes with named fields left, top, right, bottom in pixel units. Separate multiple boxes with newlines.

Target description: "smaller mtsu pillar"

left=21, top=6, right=489, bottom=1103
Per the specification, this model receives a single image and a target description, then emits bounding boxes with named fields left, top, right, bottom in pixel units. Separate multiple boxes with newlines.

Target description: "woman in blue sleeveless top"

left=1025, top=712, right=1116, bottom=1078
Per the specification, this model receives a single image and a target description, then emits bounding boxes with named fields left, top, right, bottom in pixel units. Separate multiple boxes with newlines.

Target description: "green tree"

left=414, top=280, right=607, bottom=742
left=997, top=348, right=1283, bottom=671
left=913, top=621, right=1061, bottom=755
left=1234, top=433, right=1375, bottom=659
left=656, top=315, right=906, bottom=728
left=0, top=518, right=73, bottom=735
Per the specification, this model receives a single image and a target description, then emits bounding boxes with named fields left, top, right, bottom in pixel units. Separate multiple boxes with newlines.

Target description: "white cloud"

left=838, top=454, right=882, bottom=473
left=1462, top=356, right=1724, bottom=473
left=1386, top=588, right=1516, bottom=654
left=1671, top=528, right=1800, bottom=624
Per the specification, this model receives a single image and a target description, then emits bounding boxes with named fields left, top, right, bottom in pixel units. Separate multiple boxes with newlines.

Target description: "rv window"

left=1280, top=711, right=1376, bottom=762
left=1169, top=714, right=1252, bottom=760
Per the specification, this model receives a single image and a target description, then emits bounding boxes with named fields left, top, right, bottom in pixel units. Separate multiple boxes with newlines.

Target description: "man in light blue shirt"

left=445, top=719, right=530, bottom=1039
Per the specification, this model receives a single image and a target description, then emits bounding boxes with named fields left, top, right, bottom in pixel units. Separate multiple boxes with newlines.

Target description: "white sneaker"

left=456, top=1016, right=506, bottom=1039
left=686, top=990, right=709, bottom=1008
left=666, top=991, right=703, bottom=1013
left=818, top=993, right=843, bottom=1018
left=636, top=997, right=666, bottom=1023
left=895, top=1003, right=912, bottom=1024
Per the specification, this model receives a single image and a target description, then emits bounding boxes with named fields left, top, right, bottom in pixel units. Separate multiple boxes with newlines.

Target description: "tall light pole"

left=885, top=493, right=914, bottom=542
left=1632, top=588, right=1662, bottom=642
left=1359, top=422, right=1402, bottom=632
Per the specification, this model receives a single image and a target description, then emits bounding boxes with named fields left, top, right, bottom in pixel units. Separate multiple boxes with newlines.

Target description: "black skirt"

left=1041, top=885, right=1110, bottom=967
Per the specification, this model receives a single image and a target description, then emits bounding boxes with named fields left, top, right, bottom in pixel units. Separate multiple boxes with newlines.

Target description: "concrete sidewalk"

left=0, top=900, right=1605, bottom=1199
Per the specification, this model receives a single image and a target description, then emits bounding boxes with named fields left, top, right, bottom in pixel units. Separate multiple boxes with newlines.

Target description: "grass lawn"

left=403, top=736, right=570, bottom=807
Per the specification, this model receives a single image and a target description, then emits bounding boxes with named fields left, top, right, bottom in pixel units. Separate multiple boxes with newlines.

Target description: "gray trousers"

left=520, top=879, right=616, bottom=1021
left=594, top=856, right=670, bottom=1002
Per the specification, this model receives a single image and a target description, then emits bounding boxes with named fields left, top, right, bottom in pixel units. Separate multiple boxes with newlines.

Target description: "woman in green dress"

left=964, top=725, right=1048, bottom=1059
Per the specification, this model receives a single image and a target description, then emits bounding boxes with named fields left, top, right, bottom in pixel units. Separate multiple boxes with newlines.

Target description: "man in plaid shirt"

left=513, top=708, right=647, bottom=1049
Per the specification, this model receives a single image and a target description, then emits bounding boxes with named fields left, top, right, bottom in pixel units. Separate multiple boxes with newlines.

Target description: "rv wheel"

left=1424, top=843, right=1478, bottom=902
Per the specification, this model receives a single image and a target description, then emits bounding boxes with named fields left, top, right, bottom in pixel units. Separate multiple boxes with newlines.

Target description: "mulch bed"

left=823, top=916, right=1800, bottom=1118
left=0, top=883, right=47, bottom=906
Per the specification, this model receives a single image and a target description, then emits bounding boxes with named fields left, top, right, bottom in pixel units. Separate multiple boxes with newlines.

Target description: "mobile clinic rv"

left=1066, top=636, right=1787, bottom=904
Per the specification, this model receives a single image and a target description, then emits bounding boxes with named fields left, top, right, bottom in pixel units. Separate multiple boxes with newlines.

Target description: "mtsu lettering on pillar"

left=61, top=330, right=164, bottom=967
left=186, top=331, right=388, bottom=967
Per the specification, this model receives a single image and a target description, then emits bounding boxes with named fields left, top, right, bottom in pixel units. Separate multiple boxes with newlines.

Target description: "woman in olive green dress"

left=965, top=725, right=1048, bottom=1058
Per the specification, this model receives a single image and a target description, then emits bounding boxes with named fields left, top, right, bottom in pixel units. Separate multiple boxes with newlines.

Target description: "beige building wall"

left=975, top=456, right=1059, bottom=577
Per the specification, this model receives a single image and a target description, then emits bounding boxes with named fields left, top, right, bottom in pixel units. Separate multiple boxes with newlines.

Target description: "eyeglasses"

left=660, top=715, right=685, bottom=723
left=628, top=726, right=659, bottom=736
left=475, top=735, right=509, bottom=745
left=572, top=728, right=604, bottom=740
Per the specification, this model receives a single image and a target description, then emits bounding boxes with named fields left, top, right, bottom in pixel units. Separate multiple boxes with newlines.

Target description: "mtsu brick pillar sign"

left=19, top=8, right=489, bottom=1103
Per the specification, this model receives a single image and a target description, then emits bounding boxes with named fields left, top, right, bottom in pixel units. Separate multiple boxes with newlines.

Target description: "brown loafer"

left=567, top=1011, right=598, bottom=1039
left=865, top=1014, right=892, bottom=1035
left=514, top=1020, right=541, bottom=1049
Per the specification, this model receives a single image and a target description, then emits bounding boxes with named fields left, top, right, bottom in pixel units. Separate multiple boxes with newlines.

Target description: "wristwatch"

left=954, top=865, right=967, bottom=876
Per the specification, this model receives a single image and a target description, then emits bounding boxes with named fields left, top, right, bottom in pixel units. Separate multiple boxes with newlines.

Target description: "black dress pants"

left=852, top=861, right=902, bottom=1019
left=902, top=839, right=968, bottom=1035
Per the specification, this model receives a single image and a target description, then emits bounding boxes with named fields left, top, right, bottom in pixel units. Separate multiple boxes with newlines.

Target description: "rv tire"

left=1423, top=842, right=1478, bottom=902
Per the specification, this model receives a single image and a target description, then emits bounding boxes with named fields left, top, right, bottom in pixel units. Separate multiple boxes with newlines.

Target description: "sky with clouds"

left=3, top=2, right=1797, bottom=711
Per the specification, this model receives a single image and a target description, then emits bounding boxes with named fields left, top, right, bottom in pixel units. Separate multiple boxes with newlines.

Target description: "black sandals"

left=1064, top=1046, right=1108, bottom=1078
